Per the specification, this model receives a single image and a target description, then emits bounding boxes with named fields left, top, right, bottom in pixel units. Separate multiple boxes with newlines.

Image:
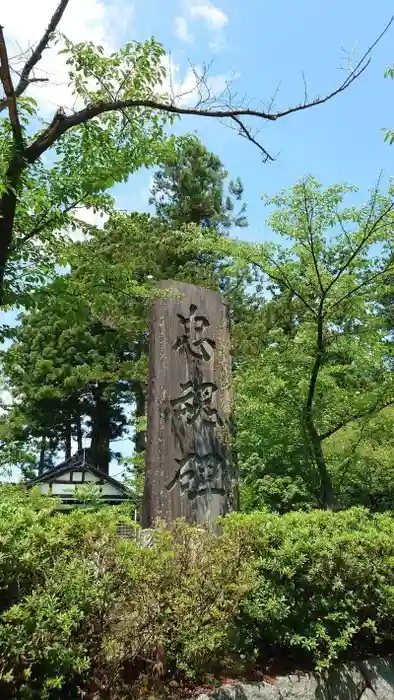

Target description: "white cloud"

left=2, top=0, right=119, bottom=114
left=160, top=56, right=234, bottom=107
left=67, top=206, right=109, bottom=242
left=175, top=1, right=228, bottom=49
left=174, top=16, right=193, bottom=43
left=189, top=1, right=228, bottom=29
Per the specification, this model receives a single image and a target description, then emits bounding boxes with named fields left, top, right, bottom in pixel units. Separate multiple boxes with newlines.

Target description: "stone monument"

left=142, top=280, right=237, bottom=528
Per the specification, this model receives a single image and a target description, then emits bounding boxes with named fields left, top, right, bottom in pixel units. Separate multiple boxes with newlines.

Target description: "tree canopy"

left=1, top=2, right=394, bottom=518
left=0, top=0, right=388, bottom=302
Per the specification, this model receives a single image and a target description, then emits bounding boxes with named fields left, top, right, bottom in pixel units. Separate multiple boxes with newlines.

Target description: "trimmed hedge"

left=1, top=486, right=394, bottom=698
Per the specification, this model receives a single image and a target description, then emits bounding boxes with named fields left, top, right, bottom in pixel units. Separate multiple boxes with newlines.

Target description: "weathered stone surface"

left=274, top=663, right=365, bottom=700
left=196, top=681, right=280, bottom=700
left=359, top=657, right=394, bottom=700
left=275, top=673, right=318, bottom=700
left=325, top=662, right=366, bottom=700
left=194, top=658, right=394, bottom=700
left=359, top=690, right=377, bottom=700
left=142, top=281, right=236, bottom=528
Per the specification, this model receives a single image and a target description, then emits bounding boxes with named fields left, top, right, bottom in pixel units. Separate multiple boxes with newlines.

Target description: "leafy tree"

left=0, top=0, right=379, bottom=300
left=217, top=177, right=394, bottom=510
left=1, top=134, right=252, bottom=484
left=0, top=30, right=167, bottom=304
left=67, top=134, right=251, bottom=442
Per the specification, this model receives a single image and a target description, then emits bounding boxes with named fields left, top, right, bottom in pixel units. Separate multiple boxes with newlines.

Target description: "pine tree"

left=150, top=135, right=247, bottom=232
left=1, top=278, right=135, bottom=475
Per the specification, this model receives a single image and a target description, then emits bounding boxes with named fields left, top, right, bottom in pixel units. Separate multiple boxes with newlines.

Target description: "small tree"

left=222, top=177, right=394, bottom=510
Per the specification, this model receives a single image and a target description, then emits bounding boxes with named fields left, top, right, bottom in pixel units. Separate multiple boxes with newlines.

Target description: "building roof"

left=25, top=449, right=130, bottom=498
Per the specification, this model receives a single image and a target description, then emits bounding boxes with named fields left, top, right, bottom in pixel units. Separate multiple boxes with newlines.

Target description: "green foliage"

left=73, top=482, right=106, bottom=509
left=1, top=134, right=252, bottom=494
left=226, top=507, right=394, bottom=670
left=0, top=487, right=252, bottom=698
left=225, top=177, right=394, bottom=510
left=149, top=134, right=247, bottom=231
left=0, top=277, right=135, bottom=474
left=0, top=33, right=169, bottom=303
left=383, top=64, right=394, bottom=144
left=2, top=488, right=394, bottom=697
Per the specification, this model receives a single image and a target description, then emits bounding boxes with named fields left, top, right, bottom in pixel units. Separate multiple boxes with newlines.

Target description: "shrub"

left=224, top=508, right=394, bottom=669
left=0, top=487, right=253, bottom=698
left=1, top=486, right=394, bottom=698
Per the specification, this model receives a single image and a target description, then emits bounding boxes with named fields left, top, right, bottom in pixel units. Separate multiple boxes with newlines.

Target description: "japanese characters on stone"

left=168, top=304, right=225, bottom=500
left=143, top=280, right=235, bottom=528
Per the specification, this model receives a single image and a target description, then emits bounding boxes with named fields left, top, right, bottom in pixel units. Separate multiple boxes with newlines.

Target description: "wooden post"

left=142, top=281, right=237, bottom=528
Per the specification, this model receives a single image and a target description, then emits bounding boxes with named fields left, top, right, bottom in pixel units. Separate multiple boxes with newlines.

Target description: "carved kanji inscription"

left=170, top=379, right=223, bottom=426
left=166, top=453, right=226, bottom=499
left=172, top=304, right=215, bottom=360
left=143, top=280, right=236, bottom=528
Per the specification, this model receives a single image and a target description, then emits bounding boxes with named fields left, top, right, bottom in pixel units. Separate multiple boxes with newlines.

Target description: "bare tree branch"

left=0, top=26, right=23, bottom=147
left=0, top=0, right=70, bottom=113
left=230, top=115, right=273, bottom=162
left=272, top=13, right=394, bottom=120
left=18, top=12, right=393, bottom=163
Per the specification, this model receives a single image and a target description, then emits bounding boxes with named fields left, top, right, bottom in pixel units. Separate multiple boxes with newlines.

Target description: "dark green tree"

left=1, top=277, right=136, bottom=476
left=149, top=134, right=247, bottom=231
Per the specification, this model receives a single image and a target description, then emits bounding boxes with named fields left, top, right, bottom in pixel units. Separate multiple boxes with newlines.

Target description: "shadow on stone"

left=359, top=656, right=394, bottom=699
left=316, top=662, right=366, bottom=700
left=197, top=681, right=279, bottom=700
left=195, top=657, right=394, bottom=700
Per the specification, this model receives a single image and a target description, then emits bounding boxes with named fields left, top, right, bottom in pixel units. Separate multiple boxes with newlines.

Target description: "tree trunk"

left=304, top=415, right=334, bottom=509
left=76, top=414, right=83, bottom=451
left=64, top=426, right=72, bottom=460
left=38, top=436, right=46, bottom=476
left=303, top=307, right=335, bottom=510
left=134, top=381, right=146, bottom=454
left=90, top=384, right=111, bottom=475
left=0, top=156, right=23, bottom=295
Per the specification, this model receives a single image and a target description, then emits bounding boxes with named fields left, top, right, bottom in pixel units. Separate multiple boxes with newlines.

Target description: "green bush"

left=225, top=508, right=394, bottom=669
left=0, top=486, right=252, bottom=698
left=2, top=486, right=394, bottom=698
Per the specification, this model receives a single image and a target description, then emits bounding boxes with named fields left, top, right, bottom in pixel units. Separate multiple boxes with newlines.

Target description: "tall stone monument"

left=142, top=280, right=237, bottom=528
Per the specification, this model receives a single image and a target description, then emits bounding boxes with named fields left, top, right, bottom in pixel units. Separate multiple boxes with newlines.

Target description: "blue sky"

left=112, top=0, right=394, bottom=239
left=2, top=0, right=394, bottom=475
